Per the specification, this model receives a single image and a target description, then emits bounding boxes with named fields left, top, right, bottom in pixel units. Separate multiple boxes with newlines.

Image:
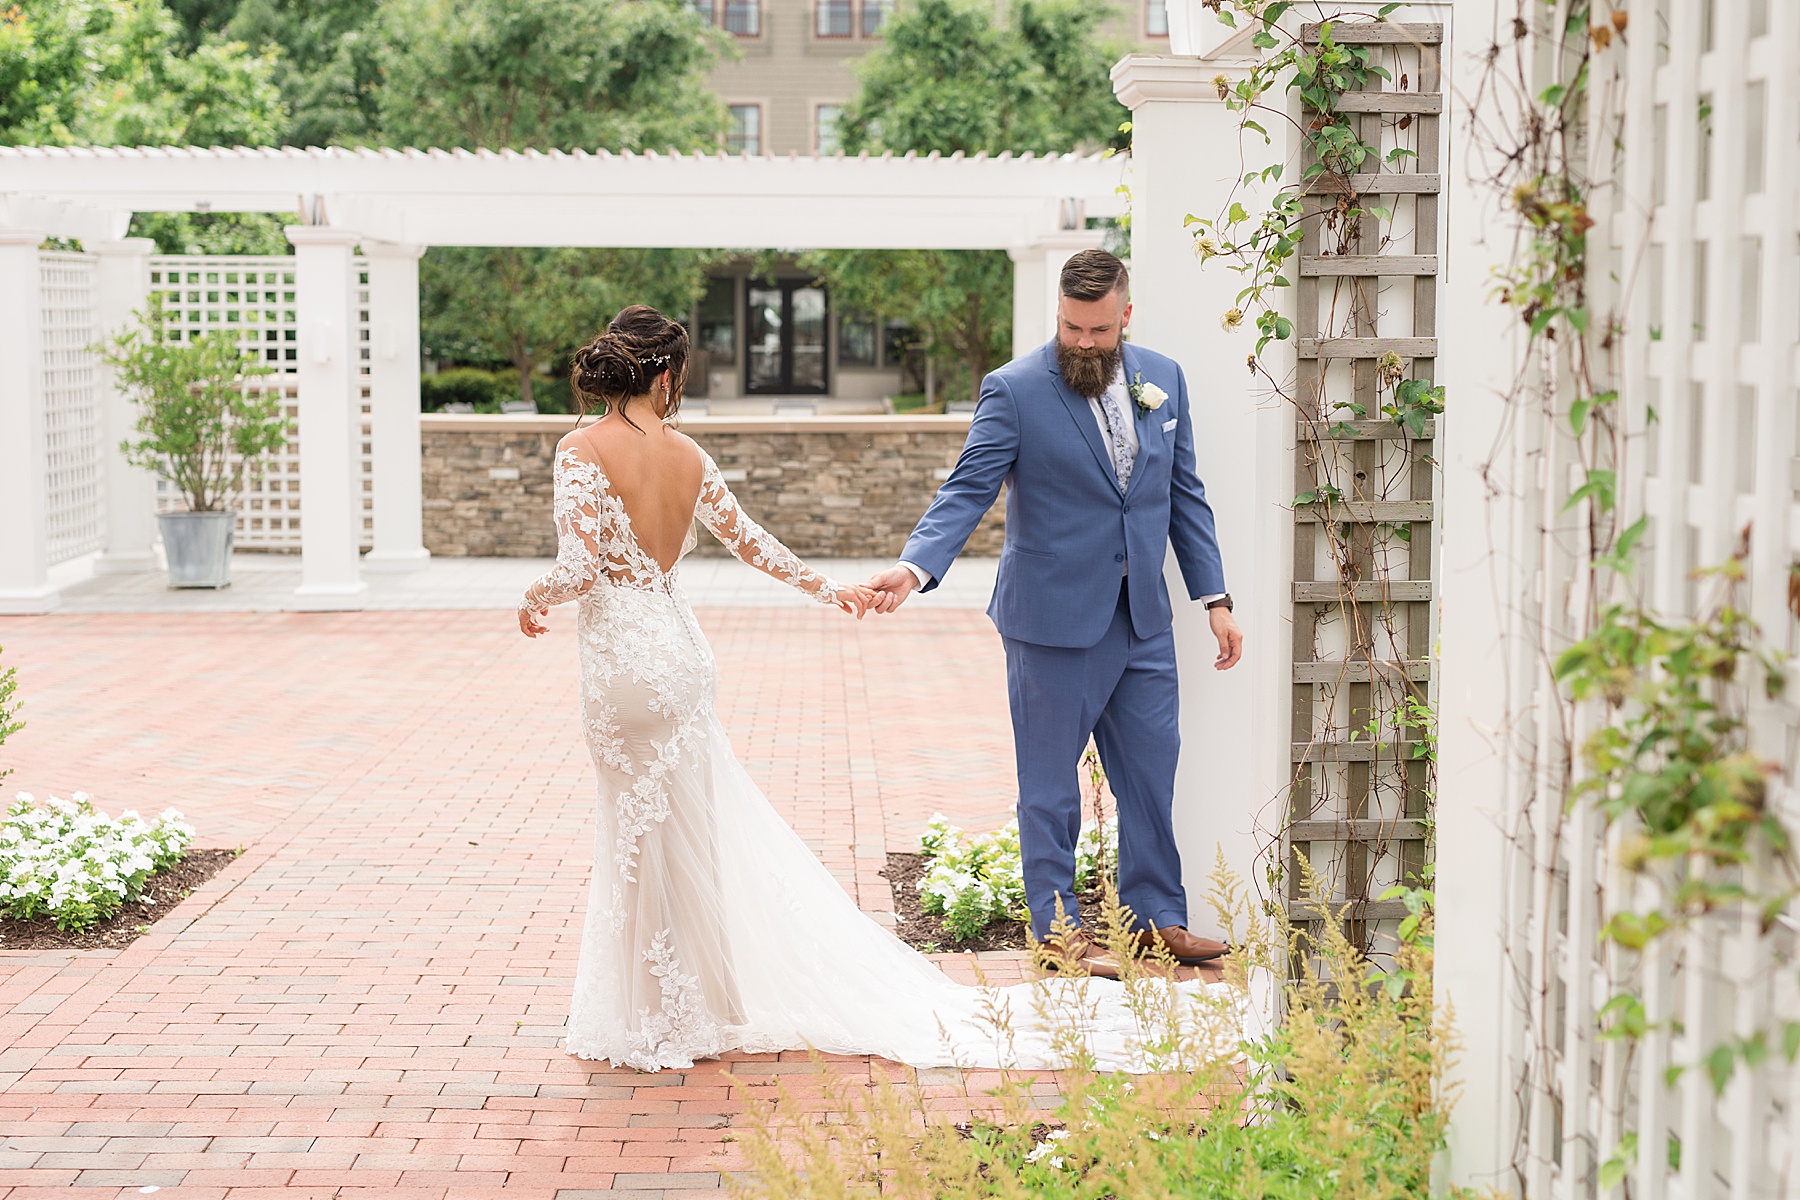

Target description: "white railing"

left=1489, top=0, right=1800, bottom=1195
left=40, top=251, right=102, bottom=565
left=146, top=255, right=372, bottom=551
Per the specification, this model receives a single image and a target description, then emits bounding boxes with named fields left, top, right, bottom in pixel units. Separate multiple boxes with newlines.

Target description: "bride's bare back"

left=567, top=414, right=704, bottom=574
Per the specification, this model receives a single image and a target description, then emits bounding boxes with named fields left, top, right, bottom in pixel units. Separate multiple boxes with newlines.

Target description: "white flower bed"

left=0, top=793, right=194, bottom=932
left=916, top=812, right=1117, bottom=942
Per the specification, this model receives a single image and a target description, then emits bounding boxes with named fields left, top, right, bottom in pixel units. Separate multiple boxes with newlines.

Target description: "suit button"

left=1114, top=553, right=1125, bottom=563
left=1122, top=505, right=1131, bottom=514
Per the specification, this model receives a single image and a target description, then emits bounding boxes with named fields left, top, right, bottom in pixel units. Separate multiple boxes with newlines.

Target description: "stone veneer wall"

left=420, top=413, right=1005, bottom=559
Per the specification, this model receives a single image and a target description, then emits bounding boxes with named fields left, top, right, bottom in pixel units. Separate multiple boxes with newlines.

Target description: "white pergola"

left=0, top=145, right=1124, bottom=610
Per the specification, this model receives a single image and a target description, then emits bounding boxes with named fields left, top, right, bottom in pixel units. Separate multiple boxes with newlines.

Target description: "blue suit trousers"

left=1003, top=579, right=1187, bottom=939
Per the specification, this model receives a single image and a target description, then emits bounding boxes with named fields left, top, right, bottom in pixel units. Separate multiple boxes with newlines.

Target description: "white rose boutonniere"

left=1128, top=372, right=1168, bottom=415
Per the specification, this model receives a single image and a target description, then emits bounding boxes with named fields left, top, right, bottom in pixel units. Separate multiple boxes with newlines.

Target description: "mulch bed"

left=0, top=847, right=242, bottom=951
left=884, top=851, right=1102, bottom=954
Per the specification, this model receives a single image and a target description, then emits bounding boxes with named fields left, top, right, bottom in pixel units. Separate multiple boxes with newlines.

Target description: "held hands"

left=834, top=583, right=878, bottom=619
left=862, top=566, right=919, bottom=615
left=518, top=606, right=549, bottom=638
left=1210, top=605, right=1244, bottom=670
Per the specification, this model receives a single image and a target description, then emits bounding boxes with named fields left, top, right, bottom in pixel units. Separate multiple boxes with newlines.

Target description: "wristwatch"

left=1205, top=594, right=1234, bottom=612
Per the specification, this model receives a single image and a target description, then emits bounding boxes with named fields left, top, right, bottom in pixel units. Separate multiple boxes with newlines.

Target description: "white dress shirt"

left=898, top=362, right=1224, bottom=606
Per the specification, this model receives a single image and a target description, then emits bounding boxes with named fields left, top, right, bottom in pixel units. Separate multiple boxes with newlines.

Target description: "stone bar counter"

left=420, top=412, right=1005, bottom=560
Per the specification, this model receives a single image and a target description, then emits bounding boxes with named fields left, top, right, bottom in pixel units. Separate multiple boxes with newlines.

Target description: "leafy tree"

left=224, top=0, right=382, bottom=147
left=798, top=248, right=1011, bottom=407
left=101, top=296, right=286, bottom=513
left=391, top=0, right=728, bottom=406
left=129, top=209, right=292, bottom=255
left=422, top=247, right=720, bottom=409
left=376, top=0, right=726, bottom=154
left=0, top=0, right=284, bottom=147
left=806, top=0, right=1130, bottom=399
left=833, top=0, right=1128, bottom=157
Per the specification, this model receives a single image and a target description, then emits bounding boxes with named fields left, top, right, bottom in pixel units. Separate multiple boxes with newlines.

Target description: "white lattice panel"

left=40, top=251, right=102, bottom=565
left=147, top=256, right=372, bottom=551
left=1513, top=1, right=1800, bottom=1196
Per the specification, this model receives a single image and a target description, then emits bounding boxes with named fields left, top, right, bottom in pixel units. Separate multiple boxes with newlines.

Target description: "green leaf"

left=1705, top=1044, right=1736, bottom=1094
left=1250, top=29, right=1280, bottom=49
left=1562, top=468, right=1617, bottom=515
left=1378, top=2, right=1402, bottom=15
left=1783, top=1021, right=1800, bottom=1062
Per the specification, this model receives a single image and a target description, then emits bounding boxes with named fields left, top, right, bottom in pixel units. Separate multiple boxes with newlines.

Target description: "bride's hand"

left=518, top=606, right=549, bottom=637
left=835, top=584, right=875, bottom=619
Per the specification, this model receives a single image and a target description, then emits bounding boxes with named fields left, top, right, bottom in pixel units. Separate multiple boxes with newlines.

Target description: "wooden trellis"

left=1286, top=21, right=1442, bottom=958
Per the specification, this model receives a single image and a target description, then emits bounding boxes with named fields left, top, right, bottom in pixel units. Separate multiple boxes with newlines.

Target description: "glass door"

left=744, top=281, right=829, bottom=394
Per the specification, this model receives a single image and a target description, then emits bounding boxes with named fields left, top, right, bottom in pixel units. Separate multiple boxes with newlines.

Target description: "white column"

left=90, top=237, right=159, bottom=574
left=361, top=241, right=430, bottom=572
left=1007, top=245, right=1048, bottom=363
left=1433, top=0, right=1520, bottom=1184
left=0, top=229, right=58, bottom=614
left=1111, top=57, right=1285, bottom=945
left=286, top=226, right=369, bottom=610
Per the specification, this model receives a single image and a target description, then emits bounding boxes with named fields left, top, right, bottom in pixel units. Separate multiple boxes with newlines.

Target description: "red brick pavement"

left=0, top=606, right=1040, bottom=1198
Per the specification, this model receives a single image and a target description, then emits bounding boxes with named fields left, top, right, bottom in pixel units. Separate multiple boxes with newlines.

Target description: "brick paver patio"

left=0, top=602, right=1045, bottom=1198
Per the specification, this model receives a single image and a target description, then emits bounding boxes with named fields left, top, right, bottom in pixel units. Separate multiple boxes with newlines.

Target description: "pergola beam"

left=0, top=145, right=1127, bottom=249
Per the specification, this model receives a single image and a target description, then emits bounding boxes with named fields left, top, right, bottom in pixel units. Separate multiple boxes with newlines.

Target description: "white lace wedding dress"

left=521, top=444, right=1238, bottom=1072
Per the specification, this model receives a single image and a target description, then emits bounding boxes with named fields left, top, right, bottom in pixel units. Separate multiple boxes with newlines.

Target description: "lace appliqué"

left=623, top=929, right=719, bottom=1070
left=696, top=454, right=841, bottom=606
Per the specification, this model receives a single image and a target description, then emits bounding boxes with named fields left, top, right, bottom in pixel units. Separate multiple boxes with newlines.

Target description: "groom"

left=866, top=249, right=1243, bottom=976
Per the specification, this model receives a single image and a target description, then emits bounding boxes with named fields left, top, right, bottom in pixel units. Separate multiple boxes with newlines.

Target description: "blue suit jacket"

left=901, top=339, right=1226, bottom=649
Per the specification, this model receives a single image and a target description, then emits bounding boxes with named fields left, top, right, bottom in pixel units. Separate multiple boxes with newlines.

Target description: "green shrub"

left=420, top=368, right=508, bottom=412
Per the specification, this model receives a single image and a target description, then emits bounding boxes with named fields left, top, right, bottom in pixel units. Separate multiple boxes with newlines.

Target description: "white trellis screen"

left=1489, top=0, right=1800, bottom=1195
left=147, top=255, right=372, bottom=551
left=40, top=251, right=102, bottom=565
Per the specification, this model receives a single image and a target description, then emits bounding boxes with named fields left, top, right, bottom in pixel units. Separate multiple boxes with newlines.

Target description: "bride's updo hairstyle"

left=570, top=304, right=690, bottom=428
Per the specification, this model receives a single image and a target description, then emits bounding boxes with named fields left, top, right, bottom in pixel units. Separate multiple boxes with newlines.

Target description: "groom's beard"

left=1056, top=340, right=1122, bottom=400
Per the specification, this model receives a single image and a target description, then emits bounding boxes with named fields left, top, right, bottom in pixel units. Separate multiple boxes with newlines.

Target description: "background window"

left=697, top=278, right=736, bottom=359
left=816, top=104, right=843, bottom=154
left=861, top=0, right=892, bottom=37
left=817, top=0, right=851, bottom=36
left=723, top=0, right=760, bottom=35
left=1145, top=0, right=1169, bottom=37
left=839, top=312, right=877, bottom=366
left=726, top=105, right=762, bottom=154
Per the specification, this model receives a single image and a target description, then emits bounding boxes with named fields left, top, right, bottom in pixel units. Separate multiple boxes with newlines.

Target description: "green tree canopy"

left=834, top=0, right=1128, bottom=157
left=376, top=0, right=726, bottom=153
left=222, top=0, right=382, bottom=147
left=0, top=0, right=284, bottom=146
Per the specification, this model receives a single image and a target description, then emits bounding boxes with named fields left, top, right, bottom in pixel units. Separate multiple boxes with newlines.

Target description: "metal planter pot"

left=157, top=511, right=236, bottom=589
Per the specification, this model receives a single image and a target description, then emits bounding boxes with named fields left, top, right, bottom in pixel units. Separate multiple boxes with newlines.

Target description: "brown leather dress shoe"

left=1041, top=930, right=1122, bottom=980
left=1136, top=925, right=1229, bottom=965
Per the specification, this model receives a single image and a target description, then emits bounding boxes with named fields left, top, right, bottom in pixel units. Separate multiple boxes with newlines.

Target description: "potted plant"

left=100, top=299, right=286, bottom=588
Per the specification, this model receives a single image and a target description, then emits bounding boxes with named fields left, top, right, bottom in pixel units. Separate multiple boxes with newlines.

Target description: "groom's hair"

left=1059, top=249, right=1129, bottom=302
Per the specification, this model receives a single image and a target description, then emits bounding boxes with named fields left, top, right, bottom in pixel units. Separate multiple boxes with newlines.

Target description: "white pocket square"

left=1161, top=418, right=1178, bottom=432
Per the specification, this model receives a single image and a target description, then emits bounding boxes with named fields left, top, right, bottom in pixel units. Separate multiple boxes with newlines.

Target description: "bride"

left=519, top=305, right=1236, bottom=1073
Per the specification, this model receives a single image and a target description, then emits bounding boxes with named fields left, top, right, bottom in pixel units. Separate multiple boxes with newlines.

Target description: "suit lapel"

left=1044, top=342, right=1124, bottom=493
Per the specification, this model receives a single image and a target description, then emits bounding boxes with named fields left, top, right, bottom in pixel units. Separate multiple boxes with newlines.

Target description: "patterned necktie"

left=1097, top=388, right=1136, bottom=490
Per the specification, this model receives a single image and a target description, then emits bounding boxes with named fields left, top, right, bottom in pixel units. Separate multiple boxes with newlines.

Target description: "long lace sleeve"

left=695, top=454, right=841, bottom=606
left=520, top=448, right=605, bottom=613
